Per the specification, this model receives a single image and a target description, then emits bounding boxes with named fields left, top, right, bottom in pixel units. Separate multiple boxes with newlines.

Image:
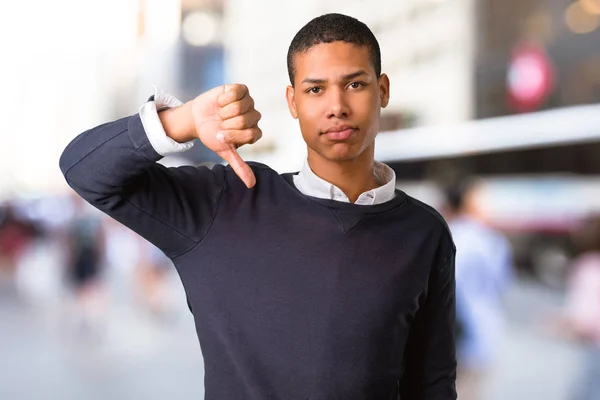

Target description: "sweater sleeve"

left=399, top=250, right=458, bottom=400
left=59, top=114, right=225, bottom=259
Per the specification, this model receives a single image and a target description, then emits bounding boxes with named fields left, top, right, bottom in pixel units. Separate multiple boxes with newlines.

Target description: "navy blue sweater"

left=59, top=114, right=457, bottom=400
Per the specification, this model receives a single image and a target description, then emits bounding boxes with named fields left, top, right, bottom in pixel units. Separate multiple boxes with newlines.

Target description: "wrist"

left=158, top=102, right=196, bottom=143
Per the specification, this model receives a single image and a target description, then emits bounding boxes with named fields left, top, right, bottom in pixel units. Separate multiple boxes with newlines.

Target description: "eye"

left=348, top=81, right=365, bottom=90
left=306, top=87, right=322, bottom=94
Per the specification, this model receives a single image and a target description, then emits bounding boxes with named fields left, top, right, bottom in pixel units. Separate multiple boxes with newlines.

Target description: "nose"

left=326, top=88, right=349, bottom=119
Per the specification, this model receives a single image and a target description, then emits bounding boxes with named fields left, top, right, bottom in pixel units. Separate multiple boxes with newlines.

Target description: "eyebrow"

left=301, top=70, right=368, bottom=85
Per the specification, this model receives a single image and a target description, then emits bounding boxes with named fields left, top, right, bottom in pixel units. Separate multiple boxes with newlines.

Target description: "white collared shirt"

left=139, top=86, right=397, bottom=206
left=292, top=159, right=396, bottom=205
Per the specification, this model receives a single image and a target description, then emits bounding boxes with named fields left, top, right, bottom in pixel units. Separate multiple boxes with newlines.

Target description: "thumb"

left=218, top=147, right=256, bottom=188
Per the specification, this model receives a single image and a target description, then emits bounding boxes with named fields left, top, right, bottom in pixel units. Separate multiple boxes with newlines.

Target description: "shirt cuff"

left=138, top=85, right=195, bottom=157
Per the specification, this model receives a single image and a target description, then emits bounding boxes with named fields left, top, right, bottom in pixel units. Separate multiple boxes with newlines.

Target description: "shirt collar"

left=293, top=159, right=396, bottom=205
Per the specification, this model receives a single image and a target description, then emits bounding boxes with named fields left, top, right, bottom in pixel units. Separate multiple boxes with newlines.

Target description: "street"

left=0, top=271, right=586, bottom=400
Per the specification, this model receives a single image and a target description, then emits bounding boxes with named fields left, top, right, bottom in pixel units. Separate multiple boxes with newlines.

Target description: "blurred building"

left=372, top=0, right=600, bottom=286
left=372, top=0, right=600, bottom=179
left=0, top=0, right=231, bottom=200
left=476, top=0, right=600, bottom=118
left=0, top=0, right=140, bottom=199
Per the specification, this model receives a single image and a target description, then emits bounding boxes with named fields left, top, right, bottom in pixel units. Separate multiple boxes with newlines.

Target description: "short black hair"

left=444, top=178, right=476, bottom=213
left=286, top=13, right=382, bottom=86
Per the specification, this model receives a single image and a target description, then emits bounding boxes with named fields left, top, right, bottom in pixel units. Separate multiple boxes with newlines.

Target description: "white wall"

left=0, top=0, right=184, bottom=198
left=0, top=0, right=140, bottom=197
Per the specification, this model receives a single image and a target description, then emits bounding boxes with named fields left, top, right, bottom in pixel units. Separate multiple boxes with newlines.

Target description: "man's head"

left=443, top=178, right=482, bottom=219
left=287, top=13, right=381, bottom=86
left=285, top=13, right=390, bottom=163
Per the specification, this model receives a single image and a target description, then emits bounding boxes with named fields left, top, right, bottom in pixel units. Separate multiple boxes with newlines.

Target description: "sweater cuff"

left=138, top=85, right=195, bottom=157
left=128, top=113, right=163, bottom=162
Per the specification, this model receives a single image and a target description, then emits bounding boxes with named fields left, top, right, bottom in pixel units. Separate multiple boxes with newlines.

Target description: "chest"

left=180, top=213, right=436, bottom=339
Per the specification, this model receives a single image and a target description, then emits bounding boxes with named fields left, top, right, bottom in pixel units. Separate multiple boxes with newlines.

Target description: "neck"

left=307, top=146, right=379, bottom=203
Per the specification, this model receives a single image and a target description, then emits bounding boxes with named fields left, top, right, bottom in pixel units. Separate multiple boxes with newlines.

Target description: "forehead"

left=294, top=42, right=374, bottom=80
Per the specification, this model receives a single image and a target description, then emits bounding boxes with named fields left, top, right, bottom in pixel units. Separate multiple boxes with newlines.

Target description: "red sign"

left=507, top=44, right=555, bottom=112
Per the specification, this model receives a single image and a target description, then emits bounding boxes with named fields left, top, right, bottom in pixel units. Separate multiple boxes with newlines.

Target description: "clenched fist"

left=159, top=84, right=263, bottom=188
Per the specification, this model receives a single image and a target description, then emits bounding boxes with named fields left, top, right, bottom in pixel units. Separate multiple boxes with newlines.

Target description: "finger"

left=218, top=96, right=254, bottom=120
left=217, top=84, right=248, bottom=107
left=221, top=110, right=262, bottom=131
left=217, top=127, right=263, bottom=145
left=220, top=148, right=256, bottom=188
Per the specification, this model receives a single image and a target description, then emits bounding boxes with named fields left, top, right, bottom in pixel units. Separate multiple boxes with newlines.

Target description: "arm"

left=59, top=85, right=262, bottom=258
left=59, top=112, right=222, bottom=258
left=400, top=251, right=457, bottom=400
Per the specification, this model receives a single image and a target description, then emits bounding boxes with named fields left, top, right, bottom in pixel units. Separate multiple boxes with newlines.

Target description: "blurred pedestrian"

left=135, top=240, right=173, bottom=318
left=550, top=215, right=600, bottom=400
left=63, top=195, right=107, bottom=337
left=444, top=179, right=514, bottom=400
left=0, top=202, right=39, bottom=278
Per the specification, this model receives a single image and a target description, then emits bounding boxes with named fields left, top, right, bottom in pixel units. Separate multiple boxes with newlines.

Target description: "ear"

left=378, top=73, right=390, bottom=109
left=286, top=85, right=298, bottom=119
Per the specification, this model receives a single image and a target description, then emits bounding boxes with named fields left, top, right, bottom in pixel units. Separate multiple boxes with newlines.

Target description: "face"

left=286, top=42, right=390, bottom=163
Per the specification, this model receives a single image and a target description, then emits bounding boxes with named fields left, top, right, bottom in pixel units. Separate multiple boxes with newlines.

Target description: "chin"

left=323, top=149, right=362, bottom=162
left=308, top=140, right=371, bottom=163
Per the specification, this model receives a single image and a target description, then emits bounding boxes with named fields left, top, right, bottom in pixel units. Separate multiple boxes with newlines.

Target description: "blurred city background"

left=1, top=0, right=600, bottom=399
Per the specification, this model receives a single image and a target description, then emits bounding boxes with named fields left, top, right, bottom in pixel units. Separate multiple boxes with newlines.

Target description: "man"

left=60, top=13, right=456, bottom=399
left=549, top=215, right=600, bottom=400
left=444, top=180, right=512, bottom=400
left=63, top=194, right=107, bottom=336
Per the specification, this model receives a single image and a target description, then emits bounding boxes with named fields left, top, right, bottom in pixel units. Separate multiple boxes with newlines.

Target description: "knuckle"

left=253, top=129, right=263, bottom=143
left=251, top=112, right=261, bottom=126
left=232, top=84, right=246, bottom=99
left=242, top=98, right=253, bottom=114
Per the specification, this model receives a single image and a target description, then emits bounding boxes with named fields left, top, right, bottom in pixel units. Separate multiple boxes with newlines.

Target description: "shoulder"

left=404, top=194, right=452, bottom=234
left=404, top=194, right=456, bottom=256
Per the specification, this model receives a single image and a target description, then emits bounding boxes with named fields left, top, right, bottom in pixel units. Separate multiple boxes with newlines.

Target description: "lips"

left=322, top=126, right=357, bottom=141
